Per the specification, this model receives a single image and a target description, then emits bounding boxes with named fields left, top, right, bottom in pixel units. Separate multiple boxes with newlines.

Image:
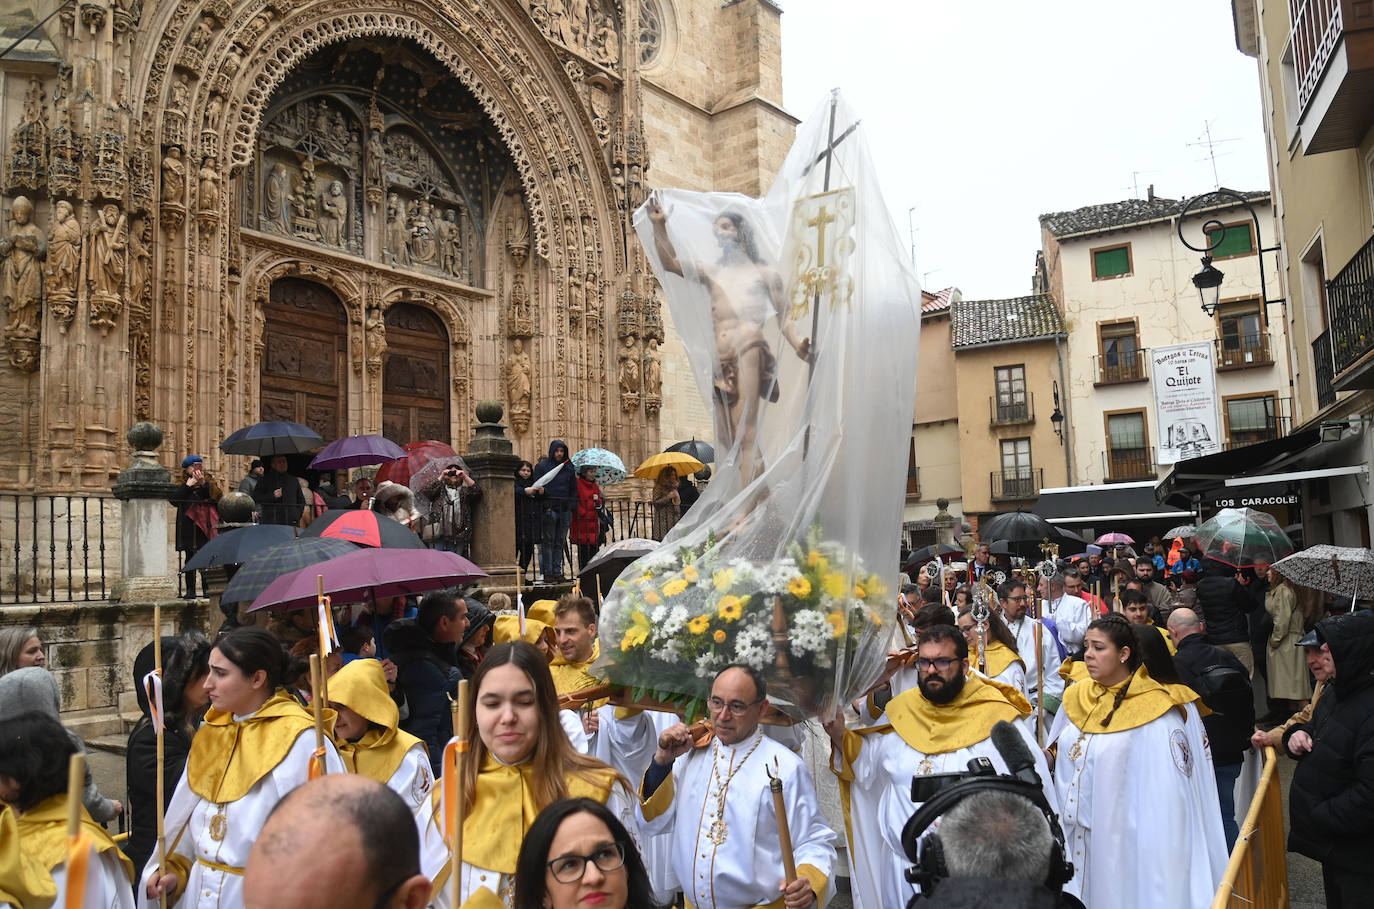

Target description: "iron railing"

left=1314, top=330, right=1336, bottom=408
left=1215, top=332, right=1274, bottom=369
left=990, top=467, right=1041, bottom=501
left=1094, top=348, right=1148, bottom=384
left=1104, top=447, right=1155, bottom=482
left=1222, top=402, right=1295, bottom=450
left=0, top=495, right=113, bottom=604
left=989, top=393, right=1034, bottom=425
left=1326, top=232, right=1374, bottom=377
left=1290, top=0, right=1344, bottom=113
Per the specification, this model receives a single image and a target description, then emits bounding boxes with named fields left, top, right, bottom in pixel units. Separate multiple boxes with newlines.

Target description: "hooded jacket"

left=1196, top=560, right=1261, bottom=644
left=1284, top=610, right=1374, bottom=870
left=126, top=634, right=210, bottom=874
left=0, top=667, right=119, bottom=823
left=384, top=617, right=461, bottom=777
left=533, top=439, right=577, bottom=506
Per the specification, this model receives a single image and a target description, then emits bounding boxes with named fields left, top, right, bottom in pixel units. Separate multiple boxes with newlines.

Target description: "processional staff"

left=764, top=758, right=799, bottom=889
left=444, top=680, right=472, bottom=909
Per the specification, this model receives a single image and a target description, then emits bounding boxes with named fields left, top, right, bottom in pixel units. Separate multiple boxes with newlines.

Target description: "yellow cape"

left=1059, top=657, right=1089, bottom=685
left=549, top=640, right=604, bottom=700
left=527, top=599, right=557, bottom=627
left=329, top=659, right=426, bottom=782
left=1062, top=665, right=1182, bottom=733
left=885, top=672, right=1029, bottom=755
left=15, top=794, right=135, bottom=888
left=1, top=803, right=56, bottom=909
left=493, top=615, right=549, bottom=646
left=980, top=639, right=1025, bottom=680
left=187, top=689, right=332, bottom=803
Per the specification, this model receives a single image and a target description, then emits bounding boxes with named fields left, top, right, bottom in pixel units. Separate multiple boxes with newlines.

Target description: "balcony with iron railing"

left=1215, top=333, right=1274, bottom=370
left=1289, top=0, right=1374, bottom=154
left=1094, top=349, right=1148, bottom=385
left=1221, top=399, right=1295, bottom=450
left=1327, top=232, right=1374, bottom=390
left=990, top=467, right=1041, bottom=501
left=989, top=393, right=1035, bottom=426
left=1103, top=446, right=1155, bottom=482
left=1314, top=330, right=1337, bottom=408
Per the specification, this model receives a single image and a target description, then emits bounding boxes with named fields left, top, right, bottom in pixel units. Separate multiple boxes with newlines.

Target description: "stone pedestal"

left=466, top=401, right=521, bottom=588
left=110, top=423, right=179, bottom=602
left=934, top=497, right=957, bottom=547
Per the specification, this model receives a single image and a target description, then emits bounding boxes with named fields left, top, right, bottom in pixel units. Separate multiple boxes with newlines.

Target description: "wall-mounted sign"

left=1152, top=342, right=1221, bottom=465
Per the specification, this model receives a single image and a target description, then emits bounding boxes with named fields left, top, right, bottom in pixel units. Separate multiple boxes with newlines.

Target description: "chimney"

left=1147, top=184, right=1155, bottom=202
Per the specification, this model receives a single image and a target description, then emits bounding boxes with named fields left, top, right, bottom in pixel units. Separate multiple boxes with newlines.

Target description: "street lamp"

left=1050, top=380, right=1065, bottom=444
left=1176, top=189, right=1284, bottom=317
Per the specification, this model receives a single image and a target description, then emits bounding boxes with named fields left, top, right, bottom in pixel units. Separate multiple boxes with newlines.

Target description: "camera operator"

left=419, top=461, right=481, bottom=557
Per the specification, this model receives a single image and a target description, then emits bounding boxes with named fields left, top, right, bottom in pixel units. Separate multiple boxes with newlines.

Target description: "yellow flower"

left=854, top=584, right=866, bottom=599
left=713, top=568, right=735, bottom=591
left=637, top=573, right=654, bottom=585
left=822, top=571, right=848, bottom=599
left=826, top=610, right=846, bottom=638
left=806, top=550, right=821, bottom=567
left=644, top=591, right=661, bottom=606
left=663, top=578, right=688, bottom=597
left=621, top=610, right=652, bottom=651
left=713, top=629, right=727, bottom=644
left=688, top=614, right=711, bottom=635
left=717, top=595, right=743, bottom=621
left=788, top=577, right=812, bottom=598
left=683, top=565, right=700, bottom=583
left=865, top=574, right=888, bottom=600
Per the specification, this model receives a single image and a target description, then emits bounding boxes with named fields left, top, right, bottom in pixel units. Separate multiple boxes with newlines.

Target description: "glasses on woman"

left=547, top=842, right=627, bottom=883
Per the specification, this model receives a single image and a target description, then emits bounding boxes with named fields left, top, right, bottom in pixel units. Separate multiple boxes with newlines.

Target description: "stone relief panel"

left=521, top=0, right=621, bottom=71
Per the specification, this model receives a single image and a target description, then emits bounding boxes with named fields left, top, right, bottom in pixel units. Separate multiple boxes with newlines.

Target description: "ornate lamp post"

left=1176, top=189, right=1284, bottom=316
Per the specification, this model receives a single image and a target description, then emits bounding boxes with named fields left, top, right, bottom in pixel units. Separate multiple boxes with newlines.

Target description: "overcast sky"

left=779, top=0, right=1272, bottom=300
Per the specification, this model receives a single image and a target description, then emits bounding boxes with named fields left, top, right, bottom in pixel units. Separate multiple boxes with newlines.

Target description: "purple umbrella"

left=245, top=547, right=488, bottom=612
left=309, top=434, right=407, bottom=470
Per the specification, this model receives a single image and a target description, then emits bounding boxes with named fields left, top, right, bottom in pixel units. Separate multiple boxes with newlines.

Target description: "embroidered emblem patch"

left=1170, top=729, right=1193, bottom=777
left=413, top=768, right=433, bottom=804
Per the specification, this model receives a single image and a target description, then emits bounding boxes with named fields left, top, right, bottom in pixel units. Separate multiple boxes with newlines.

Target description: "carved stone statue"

left=409, top=198, right=437, bottom=265
left=320, top=179, right=347, bottom=247
left=45, top=200, right=81, bottom=332
left=366, top=130, right=384, bottom=186
left=386, top=193, right=409, bottom=265
left=128, top=217, right=150, bottom=316
left=223, top=45, right=244, bottom=77
left=504, top=337, right=532, bottom=432
left=439, top=209, right=460, bottom=276
left=87, top=203, right=127, bottom=334
left=197, top=156, right=219, bottom=211
left=290, top=159, right=319, bottom=237
left=0, top=196, right=45, bottom=346
left=594, top=14, right=618, bottom=66
left=187, top=16, right=214, bottom=51
left=161, top=147, right=184, bottom=204
left=264, top=163, right=289, bottom=232
left=644, top=337, right=662, bottom=397
left=509, top=272, right=532, bottom=334
left=618, top=335, right=640, bottom=411
left=204, top=94, right=223, bottom=129
left=168, top=74, right=189, bottom=114
left=365, top=303, right=387, bottom=374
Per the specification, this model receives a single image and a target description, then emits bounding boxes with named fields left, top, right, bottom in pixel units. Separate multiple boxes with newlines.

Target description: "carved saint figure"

left=45, top=200, right=81, bottom=330
left=197, top=156, right=219, bottom=211
left=386, top=193, right=409, bottom=265
left=644, top=337, right=662, bottom=397
left=128, top=218, right=151, bottom=318
left=161, top=147, right=185, bottom=204
left=0, top=197, right=45, bottom=338
left=409, top=199, right=437, bottom=265
left=204, top=93, right=223, bottom=129
left=504, top=338, right=532, bottom=412
left=88, top=203, right=127, bottom=300
left=264, top=163, right=289, bottom=232
left=188, top=17, right=214, bottom=51
left=168, top=74, right=189, bottom=114
left=594, top=13, right=618, bottom=64
left=365, top=304, right=387, bottom=365
left=320, top=180, right=347, bottom=247
left=366, top=130, right=384, bottom=186
left=223, top=45, right=243, bottom=77
left=439, top=209, right=460, bottom=276
left=618, top=335, right=640, bottom=395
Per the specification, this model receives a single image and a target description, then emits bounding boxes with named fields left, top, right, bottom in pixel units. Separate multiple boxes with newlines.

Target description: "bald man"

left=244, top=774, right=431, bottom=909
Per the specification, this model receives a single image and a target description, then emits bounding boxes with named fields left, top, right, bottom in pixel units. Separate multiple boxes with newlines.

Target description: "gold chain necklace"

left=705, top=732, right=764, bottom=846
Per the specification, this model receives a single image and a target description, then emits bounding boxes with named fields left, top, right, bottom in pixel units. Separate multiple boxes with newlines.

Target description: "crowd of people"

left=1, top=528, right=1369, bottom=908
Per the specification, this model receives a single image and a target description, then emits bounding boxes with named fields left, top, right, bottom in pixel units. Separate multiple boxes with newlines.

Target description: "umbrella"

left=297, top=508, right=426, bottom=549
left=374, top=440, right=458, bottom=488
left=182, top=524, right=297, bottom=572
left=1094, top=532, right=1135, bottom=545
left=634, top=452, right=705, bottom=480
left=902, top=542, right=962, bottom=572
left=572, top=448, right=628, bottom=486
left=665, top=438, right=715, bottom=463
left=577, top=537, right=659, bottom=596
left=1163, top=524, right=1197, bottom=540
left=979, top=511, right=1056, bottom=543
left=220, top=421, right=325, bottom=456
left=220, top=537, right=359, bottom=604
left=1273, top=544, right=1374, bottom=598
left=308, top=434, right=407, bottom=471
left=1193, top=507, right=1295, bottom=568
left=246, top=548, right=487, bottom=613
left=407, top=455, right=471, bottom=498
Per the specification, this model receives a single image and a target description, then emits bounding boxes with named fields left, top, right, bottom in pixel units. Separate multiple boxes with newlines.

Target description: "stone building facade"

left=0, top=0, right=794, bottom=492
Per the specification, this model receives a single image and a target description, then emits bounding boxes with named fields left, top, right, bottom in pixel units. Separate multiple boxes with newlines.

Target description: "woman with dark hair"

left=515, top=460, right=542, bottom=583
left=0, top=712, right=136, bottom=906
left=417, top=641, right=635, bottom=908
left=1048, top=614, right=1227, bottom=908
left=142, top=627, right=344, bottom=907
left=512, top=798, right=661, bottom=909
left=569, top=464, right=605, bottom=572
left=955, top=603, right=1026, bottom=692
left=125, top=632, right=212, bottom=875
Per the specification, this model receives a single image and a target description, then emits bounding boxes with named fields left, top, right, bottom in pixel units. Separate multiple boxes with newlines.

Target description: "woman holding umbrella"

left=650, top=467, right=680, bottom=541
left=570, top=465, right=606, bottom=573
left=171, top=455, right=222, bottom=598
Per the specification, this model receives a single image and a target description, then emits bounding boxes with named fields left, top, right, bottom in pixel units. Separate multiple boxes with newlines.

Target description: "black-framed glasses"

left=707, top=695, right=763, bottom=715
left=547, top=842, right=627, bottom=883
left=916, top=658, right=960, bottom=671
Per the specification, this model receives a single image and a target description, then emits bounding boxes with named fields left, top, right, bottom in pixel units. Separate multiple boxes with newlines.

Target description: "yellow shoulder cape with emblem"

left=885, top=673, right=1029, bottom=755
left=1062, top=664, right=1182, bottom=733
left=15, top=794, right=135, bottom=887
left=328, top=659, right=424, bottom=782
left=1, top=802, right=57, bottom=908
left=981, top=639, right=1025, bottom=680
left=550, top=640, right=606, bottom=703
left=1059, top=657, right=1089, bottom=685
left=187, top=689, right=331, bottom=802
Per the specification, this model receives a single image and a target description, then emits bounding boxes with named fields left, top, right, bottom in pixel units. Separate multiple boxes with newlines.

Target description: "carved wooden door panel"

left=382, top=302, right=450, bottom=444
left=261, top=278, right=347, bottom=442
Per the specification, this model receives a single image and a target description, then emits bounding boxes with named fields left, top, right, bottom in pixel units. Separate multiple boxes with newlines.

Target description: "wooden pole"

left=1034, top=605, right=1045, bottom=749
left=316, top=575, right=330, bottom=706
left=66, top=753, right=84, bottom=837
left=153, top=605, right=167, bottom=908
left=309, top=654, right=327, bottom=778
left=450, top=679, right=471, bottom=909
left=766, top=761, right=798, bottom=886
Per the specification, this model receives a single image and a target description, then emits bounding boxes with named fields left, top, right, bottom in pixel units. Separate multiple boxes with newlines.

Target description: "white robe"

left=1050, top=594, right=1091, bottom=653
left=592, top=706, right=681, bottom=901
left=560, top=708, right=591, bottom=754
left=386, top=742, right=436, bottom=814
left=836, top=715, right=1058, bottom=909
left=1007, top=614, right=1066, bottom=732
left=137, top=729, right=345, bottom=908
left=1048, top=704, right=1228, bottom=909
left=51, top=849, right=135, bottom=909
left=642, top=731, right=837, bottom=909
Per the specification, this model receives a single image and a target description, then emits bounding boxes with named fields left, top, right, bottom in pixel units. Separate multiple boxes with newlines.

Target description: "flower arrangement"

left=599, top=522, right=892, bottom=720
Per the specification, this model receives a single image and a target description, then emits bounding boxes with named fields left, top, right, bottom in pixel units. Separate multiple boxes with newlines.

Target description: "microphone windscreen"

left=991, top=719, right=1036, bottom=777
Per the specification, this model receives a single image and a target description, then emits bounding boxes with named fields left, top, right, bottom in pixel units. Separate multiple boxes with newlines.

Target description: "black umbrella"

left=220, top=420, right=325, bottom=456
left=979, top=511, right=1057, bottom=543
left=182, top=524, right=297, bottom=572
left=577, top=538, right=659, bottom=601
left=902, top=543, right=962, bottom=573
left=220, top=537, right=360, bottom=604
left=665, top=438, right=715, bottom=464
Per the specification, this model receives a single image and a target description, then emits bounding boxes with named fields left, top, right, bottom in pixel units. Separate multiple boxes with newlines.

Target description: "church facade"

left=0, top=0, right=794, bottom=493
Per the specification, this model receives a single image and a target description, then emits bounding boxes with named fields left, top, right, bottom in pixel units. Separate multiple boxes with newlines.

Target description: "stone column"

left=110, top=422, right=179, bottom=602
left=465, top=401, right=521, bottom=588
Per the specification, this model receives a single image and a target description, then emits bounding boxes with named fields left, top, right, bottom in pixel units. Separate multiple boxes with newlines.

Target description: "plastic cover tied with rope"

left=596, top=91, right=922, bottom=720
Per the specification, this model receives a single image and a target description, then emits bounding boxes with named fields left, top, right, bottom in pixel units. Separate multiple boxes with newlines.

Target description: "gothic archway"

left=260, top=278, right=348, bottom=440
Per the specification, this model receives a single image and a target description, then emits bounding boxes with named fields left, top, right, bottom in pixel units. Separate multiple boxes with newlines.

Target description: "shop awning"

left=1037, top=482, right=1196, bottom=525
left=1155, top=429, right=1323, bottom=506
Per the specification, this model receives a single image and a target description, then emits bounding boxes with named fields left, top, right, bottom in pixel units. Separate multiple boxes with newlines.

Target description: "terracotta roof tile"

left=1039, top=189, right=1269, bottom=238
left=951, top=293, right=1065, bottom=349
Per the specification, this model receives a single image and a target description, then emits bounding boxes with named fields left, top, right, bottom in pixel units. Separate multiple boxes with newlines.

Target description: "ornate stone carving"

left=161, top=147, right=186, bottom=205
left=290, top=157, right=320, bottom=239
left=5, top=77, right=48, bottom=194
left=386, top=192, right=409, bottom=266
left=197, top=156, right=220, bottom=212
left=128, top=217, right=152, bottom=419
left=263, top=162, right=290, bottom=233
left=365, top=302, right=386, bottom=376
left=1, top=197, right=44, bottom=372
left=45, top=200, right=82, bottom=333
left=643, top=337, right=661, bottom=416
left=640, top=0, right=664, bottom=66
left=617, top=334, right=640, bottom=412
left=617, top=286, right=640, bottom=340
left=504, top=337, right=532, bottom=435
left=93, top=105, right=128, bottom=198
left=643, top=279, right=663, bottom=342
left=508, top=272, right=533, bottom=337
left=521, top=0, right=619, bottom=71
left=319, top=179, right=347, bottom=247
left=87, top=203, right=128, bottom=335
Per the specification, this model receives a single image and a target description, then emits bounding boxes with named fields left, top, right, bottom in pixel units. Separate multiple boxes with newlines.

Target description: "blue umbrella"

left=220, top=537, right=359, bottom=604
left=220, top=421, right=325, bottom=456
left=182, top=524, right=297, bottom=572
left=572, top=447, right=627, bottom=486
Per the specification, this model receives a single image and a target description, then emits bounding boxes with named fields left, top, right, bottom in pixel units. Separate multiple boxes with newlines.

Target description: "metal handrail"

left=1211, top=745, right=1289, bottom=908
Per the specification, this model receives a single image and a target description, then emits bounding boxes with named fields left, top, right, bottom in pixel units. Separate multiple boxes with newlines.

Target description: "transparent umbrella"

left=1194, top=507, right=1295, bottom=568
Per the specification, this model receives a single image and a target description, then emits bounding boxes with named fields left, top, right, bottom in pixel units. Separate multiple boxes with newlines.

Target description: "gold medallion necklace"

left=208, top=803, right=227, bottom=841
left=705, top=732, right=764, bottom=846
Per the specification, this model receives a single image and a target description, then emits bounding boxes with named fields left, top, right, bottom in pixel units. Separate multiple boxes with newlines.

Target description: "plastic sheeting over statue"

left=597, top=92, right=922, bottom=718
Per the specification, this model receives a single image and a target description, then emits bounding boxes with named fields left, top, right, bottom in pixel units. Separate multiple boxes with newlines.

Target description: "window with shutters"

left=1105, top=410, right=1151, bottom=480
left=1091, top=243, right=1132, bottom=279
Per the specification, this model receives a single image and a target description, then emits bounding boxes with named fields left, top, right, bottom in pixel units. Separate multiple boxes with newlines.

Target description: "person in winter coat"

left=383, top=591, right=468, bottom=777
left=1196, top=558, right=1262, bottom=675
left=1283, top=609, right=1374, bottom=908
left=418, top=461, right=482, bottom=556
left=253, top=454, right=305, bottom=526
left=569, top=465, right=604, bottom=573
left=170, top=455, right=222, bottom=598
left=533, top=440, right=577, bottom=582
left=650, top=466, right=681, bottom=541
left=125, top=633, right=212, bottom=874
left=1266, top=568, right=1312, bottom=711
left=514, top=461, right=543, bottom=583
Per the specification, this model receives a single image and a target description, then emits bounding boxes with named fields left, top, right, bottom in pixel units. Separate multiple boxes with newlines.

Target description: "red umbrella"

left=374, top=440, right=458, bottom=488
left=298, top=508, right=425, bottom=549
left=246, top=548, right=487, bottom=613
